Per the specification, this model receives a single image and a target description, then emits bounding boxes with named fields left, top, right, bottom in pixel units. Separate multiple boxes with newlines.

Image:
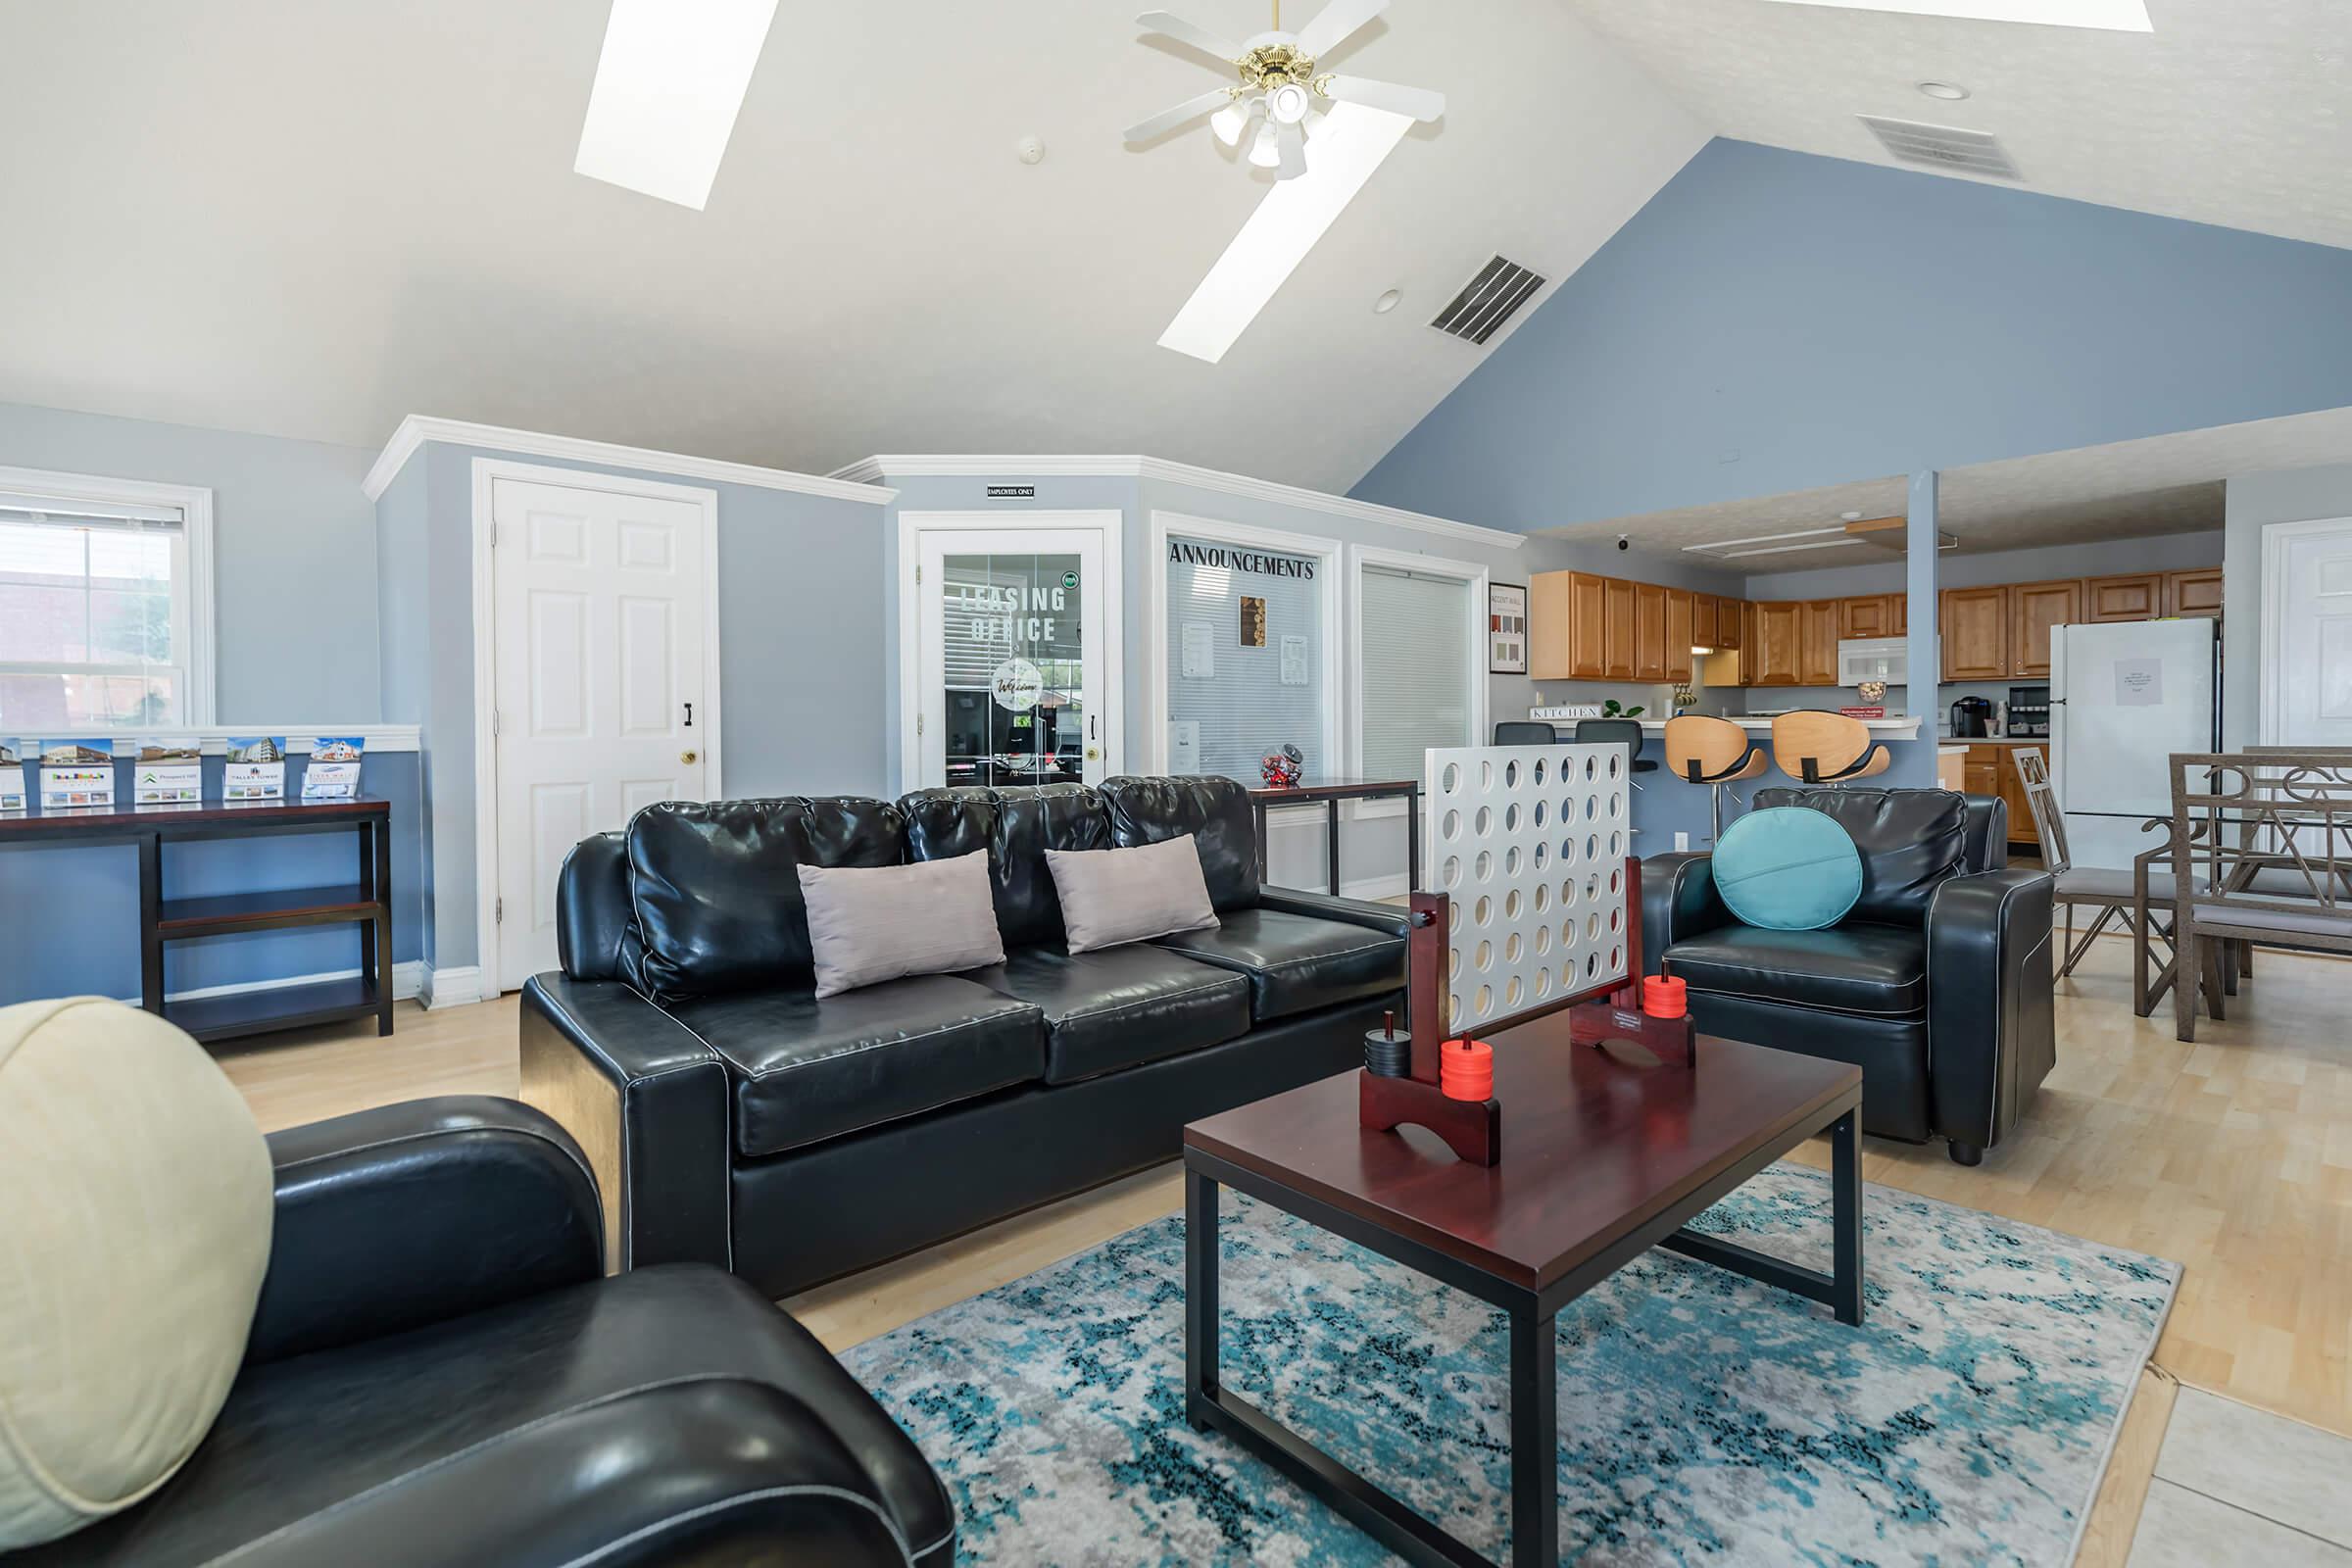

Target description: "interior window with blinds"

left=1360, top=564, right=1473, bottom=782
left=1164, top=534, right=1326, bottom=783
left=0, top=489, right=191, bottom=730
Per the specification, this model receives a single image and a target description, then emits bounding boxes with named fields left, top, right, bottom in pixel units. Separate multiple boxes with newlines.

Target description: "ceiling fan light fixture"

left=1210, top=99, right=1250, bottom=146
left=1268, top=80, right=1312, bottom=123
left=1248, top=120, right=1284, bottom=169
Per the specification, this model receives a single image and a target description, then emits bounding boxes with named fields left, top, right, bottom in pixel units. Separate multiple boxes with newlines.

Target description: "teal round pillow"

left=1712, top=808, right=1863, bottom=931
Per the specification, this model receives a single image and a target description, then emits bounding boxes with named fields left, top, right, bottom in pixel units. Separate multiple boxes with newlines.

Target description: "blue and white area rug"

left=844, top=1165, right=2179, bottom=1566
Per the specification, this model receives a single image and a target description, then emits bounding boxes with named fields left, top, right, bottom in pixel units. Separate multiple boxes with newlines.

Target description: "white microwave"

left=1836, top=637, right=1913, bottom=687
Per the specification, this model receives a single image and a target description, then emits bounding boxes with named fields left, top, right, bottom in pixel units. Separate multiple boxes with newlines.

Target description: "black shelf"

left=165, top=977, right=383, bottom=1043
left=158, top=884, right=380, bottom=939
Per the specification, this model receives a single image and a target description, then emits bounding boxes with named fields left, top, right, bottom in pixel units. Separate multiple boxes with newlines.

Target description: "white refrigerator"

left=2049, top=618, right=2221, bottom=871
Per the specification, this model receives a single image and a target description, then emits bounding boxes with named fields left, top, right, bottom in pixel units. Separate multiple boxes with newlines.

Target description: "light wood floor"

left=218, top=935, right=2352, bottom=1563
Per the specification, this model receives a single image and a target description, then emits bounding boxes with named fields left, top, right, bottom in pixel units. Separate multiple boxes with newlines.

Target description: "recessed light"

left=1159, top=104, right=1416, bottom=364
left=1840, top=511, right=1865, bottom=520
left=1916, top=80, right=1971, bottom=100
left=1373, top=289, right=1402, bottom=315
left=574, top=0, right=780, bottom=210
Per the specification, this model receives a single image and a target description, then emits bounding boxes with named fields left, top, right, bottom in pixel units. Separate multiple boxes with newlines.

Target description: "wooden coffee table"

left=1182, top=1017, right=1864, bottom=1568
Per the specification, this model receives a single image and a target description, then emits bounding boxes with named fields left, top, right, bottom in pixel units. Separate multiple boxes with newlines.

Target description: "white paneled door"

left=2264, top=516, right=2352, bottom=747
left=491, top=475, right=713, bottom=992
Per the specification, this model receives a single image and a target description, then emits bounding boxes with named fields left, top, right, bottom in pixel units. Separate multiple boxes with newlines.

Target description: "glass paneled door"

left=917, top=529, right=1108, bottom=789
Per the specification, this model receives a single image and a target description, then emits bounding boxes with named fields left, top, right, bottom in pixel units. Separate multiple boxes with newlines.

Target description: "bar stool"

left=1664, top=714, right=1768, bottom=843
left=1493, top=720, right=1556, bottom=745
left=1769, top=710, right=1891, bottom=786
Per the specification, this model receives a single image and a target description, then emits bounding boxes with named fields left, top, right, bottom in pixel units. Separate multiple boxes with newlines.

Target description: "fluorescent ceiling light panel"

left=1754, top=0, right=2151, bottom=30
left=574, top=0, right=780, bottom=210
left=1159, top=103, right=1415, bottom=364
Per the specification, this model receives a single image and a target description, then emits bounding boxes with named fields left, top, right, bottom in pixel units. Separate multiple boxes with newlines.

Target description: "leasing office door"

left=490, top=473, right=712, bottom=993
left=915, top=528, right=1108, bottom=789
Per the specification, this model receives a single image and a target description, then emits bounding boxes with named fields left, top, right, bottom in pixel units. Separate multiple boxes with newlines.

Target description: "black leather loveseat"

left=1641, top=787, right=2056, bottom=1166
left=9, top=1097, right=951, bottom=1567
left=521, top=776, right=1408, bottom=1298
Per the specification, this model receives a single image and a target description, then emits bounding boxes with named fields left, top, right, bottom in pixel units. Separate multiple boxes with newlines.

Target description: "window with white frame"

left=0, top=473, right=212, bottom=731
left=1162, top=527, right=1333, bottom=782
left=1359, top=563, right=1479, bottom=782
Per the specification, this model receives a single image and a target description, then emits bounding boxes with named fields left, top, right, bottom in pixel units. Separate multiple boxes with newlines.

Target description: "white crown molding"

left=363, top=416, right=897, bottom=506
left=60, top=724, right=421, bottom=754
left=830, top=454, right=1529, bottom=552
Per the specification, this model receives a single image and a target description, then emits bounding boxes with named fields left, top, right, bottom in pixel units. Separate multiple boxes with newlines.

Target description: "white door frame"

left=896, top=510, right=1125, bottom=794
left=1346, top=541, right=1491, bottom=817
left=1144, top=510, right=1344, bottom=774
left=472, top=458, right=723, bottom=996
left=2259, top=514, right=2352, bottom=745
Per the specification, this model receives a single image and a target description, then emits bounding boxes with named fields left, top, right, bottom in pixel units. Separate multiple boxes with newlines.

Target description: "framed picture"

left=1489, top=582, right=1528, bottom=674
left=1240, top=596, right=1267, bottom=648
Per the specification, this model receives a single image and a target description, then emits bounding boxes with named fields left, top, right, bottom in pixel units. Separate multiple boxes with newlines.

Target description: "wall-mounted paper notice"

left=1181, top=621, right=1214, bottom=680
left=1280, top=634, right=1308, bottom=687
left=2115, top=658, right=2163, bottom=708
left=1169, top=720, right=1200, bottom=774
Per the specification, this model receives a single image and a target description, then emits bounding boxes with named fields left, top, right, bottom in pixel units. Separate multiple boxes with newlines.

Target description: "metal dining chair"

left=2013, top=746, right=2180, bottom=982
left=1493, top=720, right=1556, bottom=746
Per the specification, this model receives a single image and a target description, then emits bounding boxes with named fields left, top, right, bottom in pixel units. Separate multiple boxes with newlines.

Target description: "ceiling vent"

left=1858, top=116, right=2022, bottom=180
left=1431, top=256, right=1546, bottom=346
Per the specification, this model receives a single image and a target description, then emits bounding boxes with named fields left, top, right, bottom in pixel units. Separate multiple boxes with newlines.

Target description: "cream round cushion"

left=0, top=998, right=272, bottom=1550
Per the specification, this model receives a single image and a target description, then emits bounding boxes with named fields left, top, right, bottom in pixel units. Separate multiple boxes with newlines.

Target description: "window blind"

left=1360, top=565, right=1472, bottom=783
left=0, top=491, right=189, bottom=729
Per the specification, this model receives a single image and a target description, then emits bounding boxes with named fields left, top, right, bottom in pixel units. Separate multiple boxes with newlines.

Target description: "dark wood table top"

left=1185, top=1012, right=1861, bottom=1293
left=1246, top=777, right=1419, bottom=802
left=0, top=794, right=390, bottom=839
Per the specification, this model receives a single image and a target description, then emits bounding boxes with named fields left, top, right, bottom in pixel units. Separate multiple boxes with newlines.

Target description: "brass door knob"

left=680, top=750, right=699, bottom=764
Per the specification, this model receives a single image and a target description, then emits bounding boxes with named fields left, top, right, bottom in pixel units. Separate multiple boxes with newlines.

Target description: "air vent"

left=1430, top=256, right=1546, bottom=345
left=1858, top=116, right=2022, bottom=180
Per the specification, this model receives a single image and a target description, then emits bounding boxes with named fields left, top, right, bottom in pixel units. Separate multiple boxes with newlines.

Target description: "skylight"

left=1158, top=104, right=1417, bottom=365
left=1754, top=0, right=2151, bottom=30
left=573, top=0, right=780, bottom=210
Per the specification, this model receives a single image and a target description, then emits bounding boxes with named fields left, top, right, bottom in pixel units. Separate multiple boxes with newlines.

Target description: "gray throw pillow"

left=1046, top=835, right=1220, bottom=955
left=796, top=853, right=1006, bottom=999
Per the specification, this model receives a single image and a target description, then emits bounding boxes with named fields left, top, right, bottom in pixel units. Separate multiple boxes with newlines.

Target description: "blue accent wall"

left=1352, top=140, right=2352, bottom=531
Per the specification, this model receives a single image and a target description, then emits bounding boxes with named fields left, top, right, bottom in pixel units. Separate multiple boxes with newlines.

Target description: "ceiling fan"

left=1121, top=0, right=1446, bottom=180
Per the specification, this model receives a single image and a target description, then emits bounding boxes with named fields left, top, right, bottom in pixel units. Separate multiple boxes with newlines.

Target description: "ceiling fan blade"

left=1124, top=87, right=1238, bottom=145
left=1295, top=0, right=1389, bottom=60
left=1134, top=10, right=1247, bottom=62
left=1317, top=73, right=1445, bottom=122
left=1276, top=117, right=1307, bottom=179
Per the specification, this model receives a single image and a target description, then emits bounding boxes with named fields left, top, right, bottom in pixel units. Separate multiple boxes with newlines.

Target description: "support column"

left=1895, top=469, right=1942, bottom=785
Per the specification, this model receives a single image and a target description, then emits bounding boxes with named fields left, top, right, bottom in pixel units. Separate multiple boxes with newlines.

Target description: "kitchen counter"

left=1940, top=735, right=2047, bottom=746
left=1639, top=715, right=1925, bottom=739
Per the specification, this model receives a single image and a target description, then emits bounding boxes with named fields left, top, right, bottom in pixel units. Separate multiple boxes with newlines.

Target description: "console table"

left=1246, top=776, right=1421, bottom=897
left=0, top=796, right=393, bottom=1043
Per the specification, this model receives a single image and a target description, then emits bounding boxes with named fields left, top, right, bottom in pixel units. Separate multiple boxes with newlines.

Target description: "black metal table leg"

left=1186, top=1167, right=1219, bottom=1418
left=1406, top=784, right=1422, bottom=892
left=1325, top=800, right=1342, bottom=895
left=137, top=831, right=164, bottom=1013
left=369, top=816, right=394, bottom=1035
left=1508, top=1306, right=1558, bottom=1568
left=1831, top=1108, right=1863, bottom=1326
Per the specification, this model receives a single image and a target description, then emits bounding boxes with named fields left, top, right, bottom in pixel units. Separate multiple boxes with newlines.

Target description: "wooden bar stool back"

left=1663, top=714, right=1768, bottom=843
left=1770, top=710, right=1891, bottom=786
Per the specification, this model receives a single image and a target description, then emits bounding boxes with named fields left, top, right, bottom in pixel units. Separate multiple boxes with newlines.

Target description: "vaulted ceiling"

left=0, top=1, right=2345, bottom=498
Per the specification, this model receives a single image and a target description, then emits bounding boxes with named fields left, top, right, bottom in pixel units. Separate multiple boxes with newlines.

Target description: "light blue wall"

left=376, top=443, right=892, bottom=970
left=1353, top=140, right=2352, bottom=532
left=2222, top=464, right=2352, bottom=747
left=0, top=402, right=383, bottom=720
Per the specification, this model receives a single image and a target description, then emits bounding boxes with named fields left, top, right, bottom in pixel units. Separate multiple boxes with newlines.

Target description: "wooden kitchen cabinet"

left=1664, top=589, right=1694, bottom=683
left=1799, top=600, right=1841, bottom=686
left=1838, top=594, right=1898, bottom=640
left=1750, top=601, right=1802, bottom=687
left=1718, top=597, right=1744, bottom=652
left=1939, top=586, right=2009, bottom=681
left=2166, top=567, right=2225, bottom=619
left=1602, top=576, right=1637, bottom=680
left=1892, top=594, right=1908, bottom=635
left=1634, top=582, right=1669, bottom=681
left=2083, top=572, right=2164, bottom=622
left=2008, top=578, right=2082, bottom=677
left=1692, top=592, right=1719, bottom=650
left=1529, top=570, right=1609, bottom=679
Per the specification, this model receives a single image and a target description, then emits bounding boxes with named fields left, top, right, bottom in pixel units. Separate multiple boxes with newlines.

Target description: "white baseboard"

left=419, top=963, right=488, bottom=1009
left=120, top=960, right=424, bottom=1008
left=1341, top=874, right=1410, bottom=902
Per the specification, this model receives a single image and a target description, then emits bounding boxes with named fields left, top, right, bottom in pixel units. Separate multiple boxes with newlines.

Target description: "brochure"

left=301, top=735, right=365, bottom=801
left=224, top=735, right=288, bottom=800
left=0, top=740, right=23, bottom=812
left=38, top=737, right=116, bottom=808
left=133, top=738, right=203, bottom=804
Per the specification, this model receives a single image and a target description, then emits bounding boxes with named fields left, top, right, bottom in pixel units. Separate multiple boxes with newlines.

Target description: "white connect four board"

left=1423, top=742, right=1634, bottom=1034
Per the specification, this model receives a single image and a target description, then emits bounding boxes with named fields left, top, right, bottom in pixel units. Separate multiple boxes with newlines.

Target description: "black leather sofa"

left=1641, top=787, right=2056, bottom=1166
left=9, top=1098, right=951, bottom=1567
left=521, top=776, right=1409, bottom=1298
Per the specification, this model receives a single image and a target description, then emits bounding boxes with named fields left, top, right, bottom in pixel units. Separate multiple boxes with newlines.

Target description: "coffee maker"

left=1949, top=696, right=1993, bottom=738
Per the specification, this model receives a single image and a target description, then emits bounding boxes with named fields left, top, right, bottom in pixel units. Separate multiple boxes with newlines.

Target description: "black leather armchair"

left=1641, top=788, right=2055, bottom=1166
left=12, top=1097, right=951, bottom=1568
